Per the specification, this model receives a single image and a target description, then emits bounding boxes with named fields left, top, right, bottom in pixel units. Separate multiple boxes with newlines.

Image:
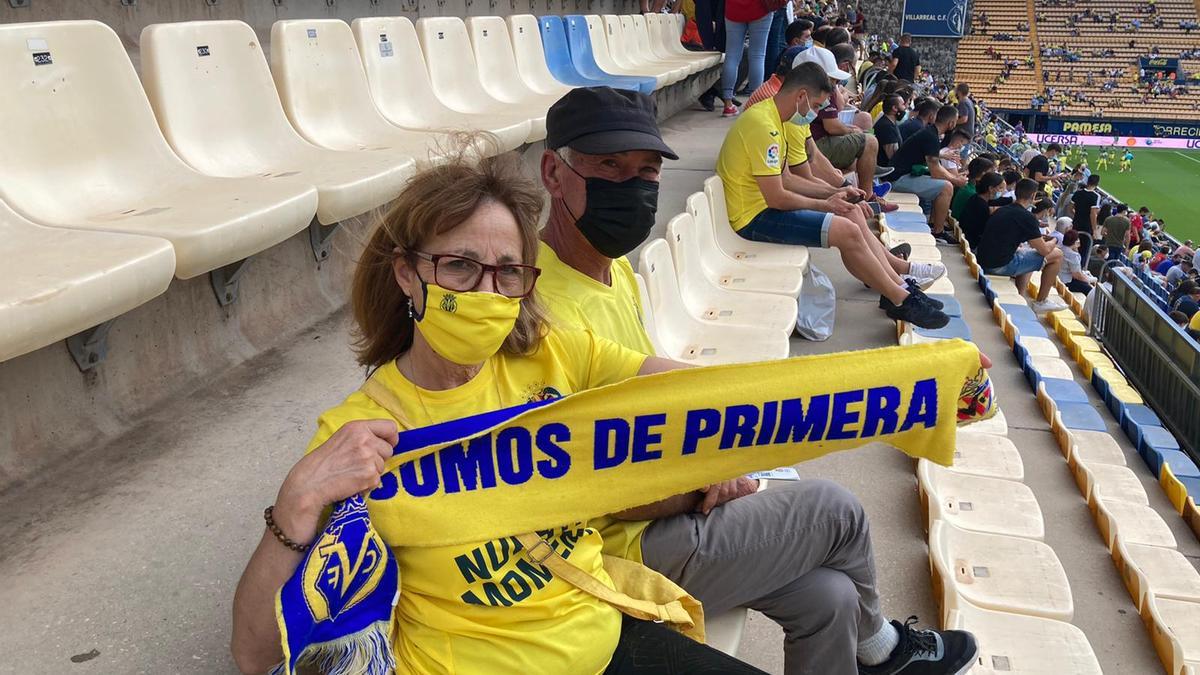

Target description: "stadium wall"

left=858, top=0, right=966, bottom=81
left=0, top=2, right=720, bottom=495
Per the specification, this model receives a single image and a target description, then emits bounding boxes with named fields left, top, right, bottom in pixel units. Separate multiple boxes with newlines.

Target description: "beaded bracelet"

left=264, top=505, right=312, bottom=553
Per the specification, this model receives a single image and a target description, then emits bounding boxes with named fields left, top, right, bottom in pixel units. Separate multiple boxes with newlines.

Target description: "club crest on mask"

left=440, top=293, right=458, bottom=313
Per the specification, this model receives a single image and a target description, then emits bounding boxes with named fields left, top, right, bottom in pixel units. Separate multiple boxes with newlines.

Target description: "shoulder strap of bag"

left=359, top=375, right=701, bottom=637
left=511, top=532, right=696, bottom=629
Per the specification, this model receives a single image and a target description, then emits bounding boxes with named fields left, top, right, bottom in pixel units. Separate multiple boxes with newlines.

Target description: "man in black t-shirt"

left=890, top=104, right=966, bottom=242
left=889, top=33, right=920, bottom=82
left=874, top=95, right=903, bottom=166
left=898, top=98, right=938, bottom=142
left=1024, top=143, right=1062, bottom=188
left=1069, top=174, right=1101, bottom=268
left=977, top=179, right=1068, bottom=312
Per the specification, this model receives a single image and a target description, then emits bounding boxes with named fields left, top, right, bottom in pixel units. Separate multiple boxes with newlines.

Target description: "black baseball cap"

left=546, top=87, right=678, bottom=160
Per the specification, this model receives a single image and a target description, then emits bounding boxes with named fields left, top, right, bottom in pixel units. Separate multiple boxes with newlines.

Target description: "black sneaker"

left=858, top=617, right=978, bottom=675
left=932, top=230, right=958, bottom=246
left=885, top=294, right=950, bottom=329
left=905, top=280, right=945, bottom=309
left=890, top=243, right=912, bottom=260
left=698, top=93, right=716, bottom=112
left=880, top=287, right=944, bottom=312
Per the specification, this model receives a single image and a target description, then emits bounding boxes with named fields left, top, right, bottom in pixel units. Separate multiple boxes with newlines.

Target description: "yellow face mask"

left=414, top=282, right=521, bottom=365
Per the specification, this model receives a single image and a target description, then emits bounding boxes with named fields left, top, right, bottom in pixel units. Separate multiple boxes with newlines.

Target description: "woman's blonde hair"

left=352, top=153, right=548, bottom=368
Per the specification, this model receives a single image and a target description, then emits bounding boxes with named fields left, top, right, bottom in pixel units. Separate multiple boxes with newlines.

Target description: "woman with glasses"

left=229, top=154, right=765, bottom=674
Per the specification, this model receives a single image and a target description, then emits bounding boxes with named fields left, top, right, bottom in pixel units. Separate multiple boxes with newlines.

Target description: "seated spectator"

left=874, top=94, right=904, bottom=166
left=805, top=47, right=884, bottom=191
left=1059, top=230, right=1096, bottom=293
left=976, top=178, right=1069, bottom=312
left=999, top=169, right=1020, bottom=200
left=1100, top=203, right=1131, bottom=259
left=1156, top=253, right=1180, bottom=276
left=1149, top=244, right=1171, bottom=269
left=1172, top=280, right=1200, bottom=317
left=889, top=104, right=967, bottom=243
left=785, top=18, right=814, bottom=49
left=937, top=130, right=971, bottom=172
left=1167, top=257, right=1195, bottom=288
left=1169, top=310, right=1189, bottom=328
left=538, top=85, right=975, bottom=675
left=899, top=98, right=939, bottom=142
left=715, top=62, right=950, bottom=328
left=1176, top=239, right=1196, bottom=259
left=961, top=171, right=1005, bottom=250
left=951, top=157, right=996, bottom=222
left=229, top=151, right=773, bottom=675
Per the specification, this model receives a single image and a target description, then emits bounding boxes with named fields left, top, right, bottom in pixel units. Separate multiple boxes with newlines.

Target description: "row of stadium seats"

left=955, top=221, right=1200, bottom=675
left=872, top=216, right=1107, bottom=672
left=0, top=13, right=718, bottom=365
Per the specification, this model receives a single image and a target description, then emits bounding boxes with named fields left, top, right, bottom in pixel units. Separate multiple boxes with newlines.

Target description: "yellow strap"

left=512, top=532, right=695, bottom=629
left=361, top=375, right=698, bottom=634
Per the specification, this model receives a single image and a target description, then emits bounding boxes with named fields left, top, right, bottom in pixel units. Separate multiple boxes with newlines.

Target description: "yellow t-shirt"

left=870, top=101, right=883, bottom=120
left=535, top=240, right=657, bottom=563
left=716, top=100, right=810, bottom=231
left=304, top=328, right=647, bottom=675
left=1190, top=310, right=1200, bottom=333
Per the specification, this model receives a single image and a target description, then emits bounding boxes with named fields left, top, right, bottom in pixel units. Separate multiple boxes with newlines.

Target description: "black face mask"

left=562, top=164, right=660, bottom=259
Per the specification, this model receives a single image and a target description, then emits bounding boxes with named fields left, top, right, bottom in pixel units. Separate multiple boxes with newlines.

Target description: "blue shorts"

left=738, top=208, right=833, bottom=247
left=892, top=174, right=948, bottom=214
left=985, top=248, right=1046, bottom=277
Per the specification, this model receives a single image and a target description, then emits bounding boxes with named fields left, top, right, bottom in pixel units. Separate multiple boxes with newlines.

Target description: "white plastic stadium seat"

left=351, top=17, right=532, bottom=153
left=416, top=17, right=549, bottom=143
left=929, top=520, right=1073, bottom=623
left=959, top=408, right=1008, bottom=436
left=466, top=17, right=566, bottom=117
left=703, top=176, right=810, bottom=269
left=506, top=15, right=576, bottom=97
left=947, top=430, right=1024, bottom=480
left=0, top=200, right=175, bottom=363
left=637, top=240, right=790, bottom=365
left=661, top=217, right=798, bottom=334
left=601, top=15, right=687, bottom=83
left=1068, top=429, right=1127, bottom=466
left=618, top=15, right=694, bottom=77
left=1115, top=539, right=1200, bottom=613
left=1092, top=490, right=1178, bottom=551
left=1144, top=595, right=1200, bottom=675
left=945, top=600, right=1103, bottom=674
left=271, top=20, right=450, bottom=159
left=1072, top=462, right=1148, bottom=506
left=629, top=15, right=701, bottom=74
left=141, top=20, right=415, bottom=227
left=0, top=20, right=318, bottom=280
left=681, top=195, right=803, bottom=296
left=632, top=273, right=668, bottom=358
left=918, top=461, right=1044, bottom=539
left=705, top=608, right=749, bottom=657
left=649, top=13, right=719, bottom=68
left=583, top=15, right=671, bottom=88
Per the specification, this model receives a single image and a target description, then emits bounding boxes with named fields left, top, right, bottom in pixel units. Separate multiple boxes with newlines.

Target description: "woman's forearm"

left=231, top=515, right=314, bottom=673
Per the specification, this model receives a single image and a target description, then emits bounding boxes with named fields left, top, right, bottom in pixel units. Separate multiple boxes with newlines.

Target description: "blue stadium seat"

left=537, top=16, right=610, bottom=87
left=929, top=295, right=961, bottom=317
left=1056, top=402, right=1108, bottom=432
left=1137, top=426, right=1182, bottom=474
left=909, top=317, right=972, bottom=341
left=999, top=303, right=1038, bottom=323
left=1147, top=449, right=1200, bottom=482
left=1118, top=404, right=1162, bottom=448
left=1012, top=318, right=1049, bottom=339
left=1041, top=378, right=1090, bottom=405
left=564, top=16, right=656, bottom=93
left=886, top=219, right=934, bottom=233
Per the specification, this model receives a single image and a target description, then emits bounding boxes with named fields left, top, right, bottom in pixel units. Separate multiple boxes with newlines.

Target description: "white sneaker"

left=906, top=262, right=947, bottom=290
left=1031, top=298, right=1069, bottom=313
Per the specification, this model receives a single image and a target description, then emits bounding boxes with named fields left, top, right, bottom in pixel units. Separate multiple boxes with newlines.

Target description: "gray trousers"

left=640, top=479, right=885, bottom=675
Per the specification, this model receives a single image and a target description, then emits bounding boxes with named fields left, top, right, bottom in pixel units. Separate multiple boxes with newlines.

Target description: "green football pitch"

left=1072, top=147, right=1200, bottom=243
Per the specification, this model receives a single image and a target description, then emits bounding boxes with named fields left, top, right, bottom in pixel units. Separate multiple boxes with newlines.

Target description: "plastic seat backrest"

left=351, top=17, right=456, bottom=128
left=537, top=15, right=597, bottom=85
left=507, top=15, right=570, bottom=95
left=601, top=15, right=638, bottom=69
left=685, top=192, right=728, bottom=269
left=270, top=20, right=398, bottom=149
left=632, top=272, right=668, bottom=358
left=465, top=17, right=544, bottom=104
left=584, top=15, right=629, bottom=74
left=0, top=20, right=194, bottom=222
left=619, top=15, right=654, bottom=63
left=563, top=14, right=644, bottom=90
left=416, top=18, right=508, bottom=113
left=638, top=239, right=698, bottom=356
left=141, top=20, right=309, bottom=177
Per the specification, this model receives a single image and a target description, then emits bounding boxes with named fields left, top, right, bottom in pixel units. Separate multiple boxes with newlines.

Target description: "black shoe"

left=698, top=94, right=716, bottom=112
left=885, top=294, right=950, bottom=329
left=890, top=243, right=912, bottom=260
left=933, top=230, right=959, bottom=246
left=858, top=617, right=978, bottom=675
left=905, top=280, right=945, bottom=309
left=732, top=97, right=744, bottom=106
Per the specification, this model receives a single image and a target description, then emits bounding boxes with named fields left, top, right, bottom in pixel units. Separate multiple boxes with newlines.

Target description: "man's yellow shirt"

left=716, top=99, right=811, bottom=231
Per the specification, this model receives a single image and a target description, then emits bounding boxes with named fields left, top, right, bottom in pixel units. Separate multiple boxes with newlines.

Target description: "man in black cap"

left=537, top=86, right=979, bottom=675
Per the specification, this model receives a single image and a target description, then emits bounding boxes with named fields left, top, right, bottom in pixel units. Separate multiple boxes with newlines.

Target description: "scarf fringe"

left=270, top=620, right=396, bottom=675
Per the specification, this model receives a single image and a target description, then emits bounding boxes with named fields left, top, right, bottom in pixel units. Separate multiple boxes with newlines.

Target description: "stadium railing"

left=1091, top=263, right=1200, bottom=458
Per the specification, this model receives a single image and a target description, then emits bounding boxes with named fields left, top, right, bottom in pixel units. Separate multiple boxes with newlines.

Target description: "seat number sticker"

left=197, top=45, right=211, bottom=57
left=379, top=34, right=393, bottom=57
left=33, top=51, right=52, bottom=66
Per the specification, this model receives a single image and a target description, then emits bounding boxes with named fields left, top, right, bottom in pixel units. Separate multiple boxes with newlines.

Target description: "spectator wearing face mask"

left=951, top=157, right=996, bottom=222
left=1059, top=230, right=1096, bottom=294
left=960, top=171, right=1005, bottom=251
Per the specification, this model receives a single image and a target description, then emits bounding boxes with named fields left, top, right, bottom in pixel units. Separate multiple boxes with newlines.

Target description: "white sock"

left=857, top=621, right=900, bottom=666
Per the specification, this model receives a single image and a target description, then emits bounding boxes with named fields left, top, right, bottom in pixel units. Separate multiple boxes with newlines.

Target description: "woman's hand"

left=272, top=419, right=399, bottom=545
left=696, top=477, right=759, bottom=515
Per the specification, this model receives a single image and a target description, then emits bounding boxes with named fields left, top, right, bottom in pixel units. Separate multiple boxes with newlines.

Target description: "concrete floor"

left=1, top=106, right=1195, bottom=674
